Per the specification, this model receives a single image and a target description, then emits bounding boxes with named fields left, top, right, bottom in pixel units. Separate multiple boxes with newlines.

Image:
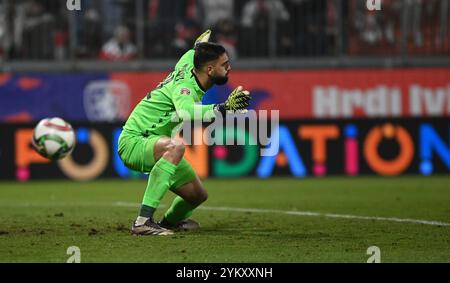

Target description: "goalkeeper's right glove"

left=215, top=86, right=251, bottom=115
left=194, top=29, right=211, bottom=48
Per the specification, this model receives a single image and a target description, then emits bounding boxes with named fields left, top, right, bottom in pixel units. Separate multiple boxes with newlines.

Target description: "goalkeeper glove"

left=215, top=86, right=251, bottom=115
left=194, top=29, right=211, bottom=48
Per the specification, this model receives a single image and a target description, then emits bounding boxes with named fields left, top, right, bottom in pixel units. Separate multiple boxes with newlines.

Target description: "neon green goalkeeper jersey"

left=122, top=49, right=216, bottom=137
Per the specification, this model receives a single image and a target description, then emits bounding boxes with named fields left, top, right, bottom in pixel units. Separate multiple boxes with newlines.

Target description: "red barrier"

left=113, top=68, right=450, bottom=119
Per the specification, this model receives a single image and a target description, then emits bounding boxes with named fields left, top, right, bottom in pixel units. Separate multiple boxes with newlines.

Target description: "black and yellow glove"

left=194, top=29, right=211, bottom=48
left=215, top=86, right=251, bottom=115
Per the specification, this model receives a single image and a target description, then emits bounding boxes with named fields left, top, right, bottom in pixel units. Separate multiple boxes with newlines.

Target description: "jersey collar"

left=191, top=69, right=206, bottom=93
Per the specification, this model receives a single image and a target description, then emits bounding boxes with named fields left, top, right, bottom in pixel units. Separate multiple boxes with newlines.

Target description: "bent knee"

left=173, top=142, right=185, bottom=156
left=162, top=139, right=185, bottom=163
left=167, top=140, right=185, bottom=156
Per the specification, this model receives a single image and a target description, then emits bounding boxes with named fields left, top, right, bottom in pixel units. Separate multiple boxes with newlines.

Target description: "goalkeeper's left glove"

left=214, top=86, right=251, bottom=115
left=194, top=29, right=211, bottom=48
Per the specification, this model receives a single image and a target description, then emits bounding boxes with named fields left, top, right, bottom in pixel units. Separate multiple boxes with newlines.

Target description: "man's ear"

left=206, top=65, right=213, bottom=76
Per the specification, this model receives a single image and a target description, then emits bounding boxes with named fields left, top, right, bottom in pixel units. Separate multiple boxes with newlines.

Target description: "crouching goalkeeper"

left=118, top=30, right=251, bottom=235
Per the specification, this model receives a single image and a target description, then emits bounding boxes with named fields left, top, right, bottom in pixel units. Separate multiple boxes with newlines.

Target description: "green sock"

left=164, top=196, right=197, bottom=225
left=141, top=157, right=178, bottom=213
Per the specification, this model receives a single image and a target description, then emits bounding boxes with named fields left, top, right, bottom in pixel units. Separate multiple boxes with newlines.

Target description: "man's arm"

left=172, top=85, right=216, bottom=120
left=174, top=30, right=211, bottom=71
left=173, top=30, right=251, bottom=119
left=173, top=85, right=251, bottom=120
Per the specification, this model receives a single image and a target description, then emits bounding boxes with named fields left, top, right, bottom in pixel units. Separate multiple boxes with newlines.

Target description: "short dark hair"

left=194, top=42, right=227, bottom=70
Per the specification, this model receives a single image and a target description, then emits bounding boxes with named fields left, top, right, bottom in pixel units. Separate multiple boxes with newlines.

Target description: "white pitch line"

left=2, top=201, right=449, bottom=227
left=114, top=202, right=450, bottom=227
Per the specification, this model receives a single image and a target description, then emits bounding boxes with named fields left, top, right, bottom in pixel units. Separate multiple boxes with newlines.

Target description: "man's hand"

left=215, top=86, right=251, bottom=115
left=225, top=86, right=251, bottom=110
left=194, top=29, right=211, bottom=48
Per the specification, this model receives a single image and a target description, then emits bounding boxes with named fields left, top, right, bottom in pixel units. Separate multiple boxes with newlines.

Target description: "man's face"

left=208, top=53, right=231, bottom=85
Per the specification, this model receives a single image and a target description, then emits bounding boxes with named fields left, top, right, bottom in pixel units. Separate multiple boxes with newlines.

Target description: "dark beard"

left=211, top=75, right=228, bottom=85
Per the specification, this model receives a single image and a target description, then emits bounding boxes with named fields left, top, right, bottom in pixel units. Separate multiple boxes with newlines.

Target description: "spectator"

left=437, top=0, right=449, bottom=47
left=13, top=0, right=55, bottom=59
left=403, top=0, right=423, bottom=47
left=145, top=0, right=199, bottom=58
left=100, top=0, right=126, bottom=39
left=241, top=0, right=289, bottom=28
left=171, top=19, right=200, bottom=57
left=76, top=7, right=102, bottom=58
left=291, top=0, right=328, bottom=56
left=354, top=4, right=384, bottom=45
left=0, top=1, right=12, bottom=61
left=214, top=17, right=238, bottom=59
left=198, top=0, right=234, bottom=29
left=99, top=25, right=137, bottom=61
left=240, top=0, right=290, bottom=57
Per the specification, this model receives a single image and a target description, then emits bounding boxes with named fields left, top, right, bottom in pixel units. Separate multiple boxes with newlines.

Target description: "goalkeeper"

left=118, top=30, right=251, bottom=235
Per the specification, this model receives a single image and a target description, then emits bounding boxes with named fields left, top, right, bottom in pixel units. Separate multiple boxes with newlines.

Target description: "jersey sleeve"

left=172, top=84, right=216, bottom=120
left=175, top=49, right=195, bottom=70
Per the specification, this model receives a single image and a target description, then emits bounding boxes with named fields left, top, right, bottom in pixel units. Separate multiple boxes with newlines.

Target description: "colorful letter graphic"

left=213, top=126, right=259, bottom=177
left=299, top=125, right=339, bottom=176
left=257, top=125, right=307, bottom=178
left=182, top=127, right=209, bottom=178
left=15, top=129, right=50, bottom=181
left=419, top=124, right=450, bottom=175
left=345, top=124, right=359, bottom=176
left=58, top=128, right=109, bottom=181
left=364, top=124, right=414, bottom=175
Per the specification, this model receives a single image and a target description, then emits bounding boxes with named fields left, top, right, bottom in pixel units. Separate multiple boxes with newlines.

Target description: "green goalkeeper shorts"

left=118, top=131, right=196, bottom=190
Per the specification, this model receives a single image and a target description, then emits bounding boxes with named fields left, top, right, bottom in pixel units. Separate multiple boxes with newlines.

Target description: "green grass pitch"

left=0, top=176, right=449, bottom=263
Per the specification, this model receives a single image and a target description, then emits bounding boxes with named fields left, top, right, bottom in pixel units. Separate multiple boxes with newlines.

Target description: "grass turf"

left=0, top=176, right=449, bottom=263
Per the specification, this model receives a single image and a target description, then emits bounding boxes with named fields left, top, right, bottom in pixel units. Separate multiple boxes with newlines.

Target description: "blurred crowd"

left=0, top=0, right=449, bottom=61
left=349, top=0, right=450, bottom=55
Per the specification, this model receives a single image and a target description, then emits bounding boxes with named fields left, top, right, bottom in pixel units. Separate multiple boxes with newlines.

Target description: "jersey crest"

left=180, top=88, right=191, bottom=95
